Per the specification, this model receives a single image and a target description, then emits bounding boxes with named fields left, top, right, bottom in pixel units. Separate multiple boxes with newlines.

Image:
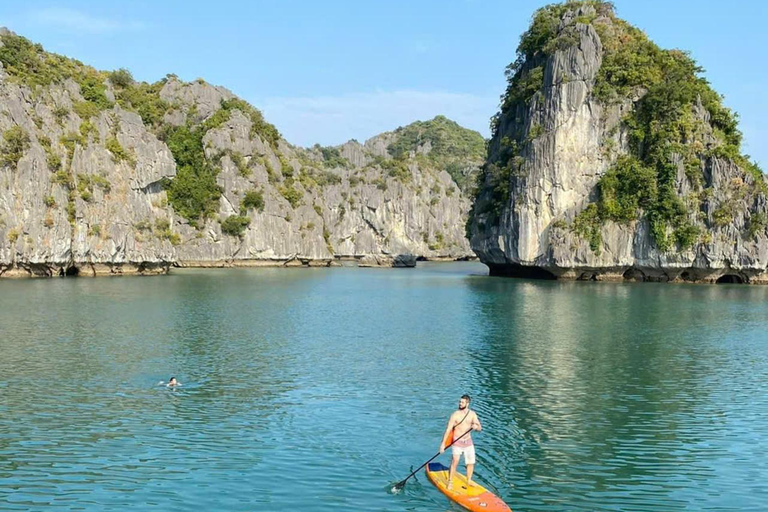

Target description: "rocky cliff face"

left=469, top=1, right=768, bottom=284
left=0, top=30, right=481, bottom=277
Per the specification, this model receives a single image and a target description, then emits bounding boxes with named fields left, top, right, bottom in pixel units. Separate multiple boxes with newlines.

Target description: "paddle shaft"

left=394, top=427, right=473, bottom=489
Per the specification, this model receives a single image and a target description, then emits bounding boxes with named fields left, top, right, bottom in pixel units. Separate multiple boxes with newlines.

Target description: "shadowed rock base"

left=176, top=254, right=418, bottom=269
left=487, top=263, right=557, bottom=280
left=487, top=264, right=768, bottom=285
left=0, top=262, right=171, bottom=278
left=0, top=253, right=434, bottom=278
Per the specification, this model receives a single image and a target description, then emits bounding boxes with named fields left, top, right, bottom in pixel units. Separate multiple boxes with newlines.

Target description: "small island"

left=468, top=1, right=768, bottom=284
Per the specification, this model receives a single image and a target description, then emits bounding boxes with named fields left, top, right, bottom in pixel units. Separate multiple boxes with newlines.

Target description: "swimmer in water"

left=166, top=376, right=181, bottom=387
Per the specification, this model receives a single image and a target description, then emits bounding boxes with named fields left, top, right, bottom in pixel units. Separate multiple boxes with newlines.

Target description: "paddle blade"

left=392, top=464, right=416, bottom=492
left=391, top=480, right=407, bottom=492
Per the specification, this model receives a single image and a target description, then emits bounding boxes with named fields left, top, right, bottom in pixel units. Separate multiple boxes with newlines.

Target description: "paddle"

left=392, top=427, right=473, bottom=491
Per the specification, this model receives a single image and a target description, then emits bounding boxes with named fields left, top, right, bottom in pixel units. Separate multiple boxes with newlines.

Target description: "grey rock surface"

left=0, top=38, right=478, bottom=277
left=0, top=66, right=176, bottom=277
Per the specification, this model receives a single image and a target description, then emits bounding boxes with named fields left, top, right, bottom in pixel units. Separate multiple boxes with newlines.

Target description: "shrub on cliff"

left=108, top=68, right=134, bottom=88
left=106, top=137, right=136, bottom=166
left=161, top=125, right=222, bottom=226
left=78, top=74, right=111, bottom=110
left=317, top=146, right=350, bottom=169
left=201, top=98, right=281, bottom=148
left=73, top=101, right=100, bottom=120
left=220, top=214, right=250, bottom=237
left=115, top=80, right=169, bottom=128
left=241, top=189, right=265, bottom=213
left=1, top=126, right=30, bottom=168
left=597, top=156, right=657, bottom=222
left=278, top=181, right=303, bottom=208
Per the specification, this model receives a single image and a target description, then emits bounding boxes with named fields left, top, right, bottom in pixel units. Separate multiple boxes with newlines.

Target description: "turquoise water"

left=1, top=263, right=767, bottom=511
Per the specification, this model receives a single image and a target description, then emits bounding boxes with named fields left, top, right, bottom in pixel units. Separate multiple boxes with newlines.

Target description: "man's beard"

left=459, top=404, right=467, bottom=410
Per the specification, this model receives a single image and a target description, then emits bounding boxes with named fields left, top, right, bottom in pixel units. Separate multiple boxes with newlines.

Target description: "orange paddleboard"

left=426, top=462, right=512, bottom=512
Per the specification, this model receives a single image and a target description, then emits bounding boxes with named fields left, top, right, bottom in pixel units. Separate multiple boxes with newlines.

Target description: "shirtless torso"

left=441, top=396, right=482, bottom=452
left=447, top=408, right=480, bottom=446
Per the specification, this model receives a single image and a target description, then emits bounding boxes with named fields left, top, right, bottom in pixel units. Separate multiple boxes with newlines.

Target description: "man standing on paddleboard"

left=439, top=394, right=482, bottom=490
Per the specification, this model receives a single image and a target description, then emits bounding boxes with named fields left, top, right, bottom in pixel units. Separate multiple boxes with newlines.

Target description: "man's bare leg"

left=447, top=454, right=460, bottom=490
left=466, top=463, right=475, bottom=487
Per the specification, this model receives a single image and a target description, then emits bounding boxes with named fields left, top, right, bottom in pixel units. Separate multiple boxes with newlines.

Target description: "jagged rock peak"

left=0, top=31, right=478, bottom=277
left=469, top=0, right=768, bottom=284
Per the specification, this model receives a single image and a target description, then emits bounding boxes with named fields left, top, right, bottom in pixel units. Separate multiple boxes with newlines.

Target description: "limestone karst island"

left=0, top=1, right=766, bottom=283
left=3, top=2, right=768, bottom=512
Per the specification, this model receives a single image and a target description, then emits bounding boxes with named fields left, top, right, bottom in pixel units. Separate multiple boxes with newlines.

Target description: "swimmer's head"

left=168, top=377, right=178, bottom=386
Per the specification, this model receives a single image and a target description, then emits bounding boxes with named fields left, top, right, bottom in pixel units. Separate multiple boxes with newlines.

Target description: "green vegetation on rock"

left=747, top=212, right=768, bottom=239
left=0, top=33, right=113, bottom=116
left=388, top=115, right=484, bottom=162
left=278, top=180, right=303, bottom=208
left=386, top=116, right=485, bottom=190
left=587, top=3, right=751, bottom=251
left=278, top=155, right=294, bottom=178
left=78, top=74, right=111, bottom=110
left=52, top=106, right=69, bottom=125
left=323, top=225, right=333, bottom=254
left=76, top=173, right=95, bottom=202
left=230, top=152, right=249, bottom=177
left=490, top=2, right=613, bottom=136
left=374, top=156, right=411, bottom=183
left=161, top=125, right=222, bottom=227
left=108, top=68, right=134, bottom=88
left=220, top=214, right=250, bottom=237
left=240, top=189, right=265, bottom=213
left=156, top=93, right=279, bottom=226
left=152, top=218, right=181, bottom=245
left=79, top=120, right=97, bottom=141
left=91, top=174, right=111, bottom=193
left=316, top=145, right=350, bottom=169
left=478, top=2, right=614, bottom=224
left=298, top=167, right=342, bottom=189
left=0, top=33, right=99, bottom=88
left=0, top=29, right=480, bottom=251
left=1, top=126, right=30, bottom=167
left=105, top=137, right=135, bottom=167
left=39, top=136, right=62, bottom=171
left=73, top=101, right=101, bottom=120
left=114, top=79, right=169, bottom=128
left=60, top=132, right=84, bottom=170
left=202, top=98, right=281, bottom=148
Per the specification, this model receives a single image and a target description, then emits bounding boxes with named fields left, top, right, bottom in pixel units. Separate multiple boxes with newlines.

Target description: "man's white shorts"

left=451, top=444, right=476, bottom=465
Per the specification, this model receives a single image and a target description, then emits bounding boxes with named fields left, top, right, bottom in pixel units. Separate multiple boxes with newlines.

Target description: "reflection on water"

left=1, top=265, right=767, bottom=511
left=464, top=278, right=768, bottom=511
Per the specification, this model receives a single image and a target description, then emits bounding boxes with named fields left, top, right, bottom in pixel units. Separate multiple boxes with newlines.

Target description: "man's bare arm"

left=439, top=413, right=458, bottom=452
left=471, top=412, right=482, bottom=431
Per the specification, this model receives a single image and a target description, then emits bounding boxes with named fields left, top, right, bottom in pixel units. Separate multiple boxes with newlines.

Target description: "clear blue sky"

left=1, top=1, right=765, bottom=169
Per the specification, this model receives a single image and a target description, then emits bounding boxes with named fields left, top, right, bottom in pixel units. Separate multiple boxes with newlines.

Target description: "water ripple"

left=1, top=264, right=767, bottom=510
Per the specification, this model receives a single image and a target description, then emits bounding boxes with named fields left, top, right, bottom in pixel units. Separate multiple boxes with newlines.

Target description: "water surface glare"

left=1, top=263, right=767, bottom=511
